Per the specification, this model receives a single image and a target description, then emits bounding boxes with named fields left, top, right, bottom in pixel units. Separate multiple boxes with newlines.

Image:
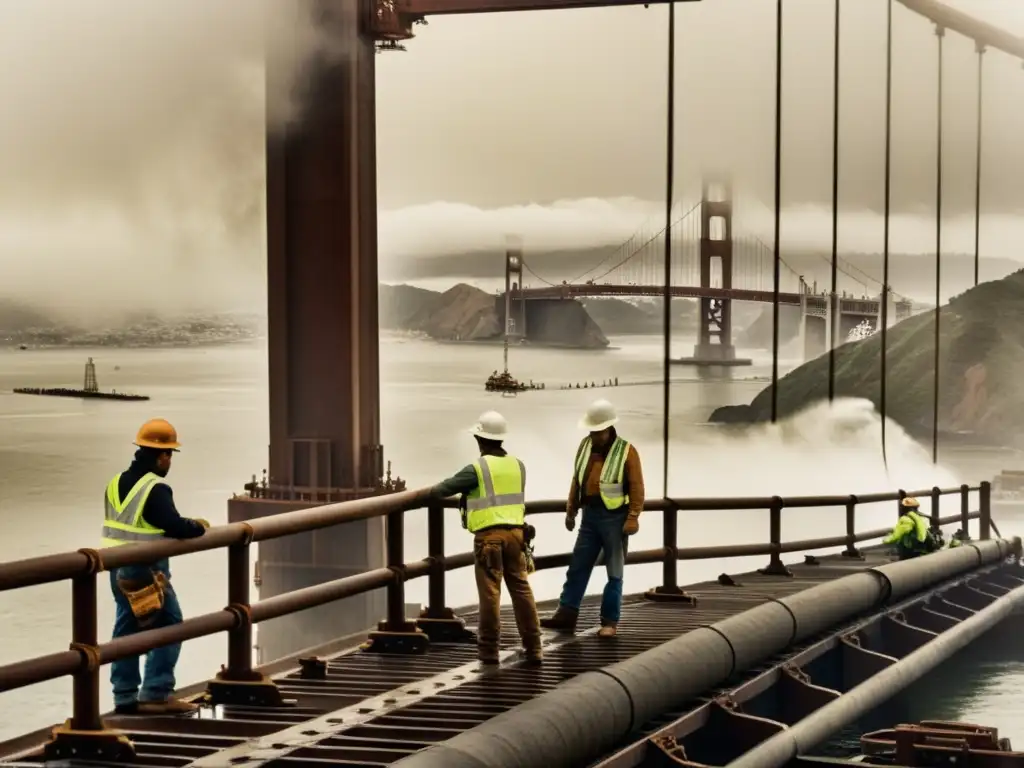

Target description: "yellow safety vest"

left=101, top=472, right=167, bottom=547
left=574, top=436, right=630, bottom=511
left=885, top=510, right=928, bottom=550
left=464, top=455, right=526, bottom=533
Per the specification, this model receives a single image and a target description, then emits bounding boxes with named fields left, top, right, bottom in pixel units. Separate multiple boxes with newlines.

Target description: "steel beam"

left=388, top=541, right=1015, bottom=768
left=725, top=575, right=1024, bottom=768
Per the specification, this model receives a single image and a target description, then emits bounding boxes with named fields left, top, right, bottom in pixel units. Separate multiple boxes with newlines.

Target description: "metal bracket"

left=44, top=721, right=136, bottom=762
left=648, top=734, right=707, bottom=766
left=361, top=621, right=431, bottom=654
left=757, top=559, right=794, bottom=578
left=778, top=663, right=840, bottom=724
left=205, top=667, right=288, bottom=707
left=298, top=656, right=328, bottom=679
left=839, top=633, right=896, bottom=689
left=880, top=613, right=936, bottom=659
left=416, top=608, right=477, bottom=643
left=644, top=586, right=699, bottom=605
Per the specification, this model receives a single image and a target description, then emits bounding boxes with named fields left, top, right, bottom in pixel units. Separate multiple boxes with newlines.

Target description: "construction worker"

left=102, top=419, right=210, bottom=715
left=425, top=411, right=542, bottom=666
left=883, top=497, right=939, bottom=560
left=541, top=399, right=644, bottom=638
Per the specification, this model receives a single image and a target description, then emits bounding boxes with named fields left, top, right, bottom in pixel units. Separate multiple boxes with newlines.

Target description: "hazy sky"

left=0, top=0, right=1022, bottom=322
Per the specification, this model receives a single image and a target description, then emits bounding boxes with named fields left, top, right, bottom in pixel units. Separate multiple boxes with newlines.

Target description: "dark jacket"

left=116, top=449, right=206, bottom=540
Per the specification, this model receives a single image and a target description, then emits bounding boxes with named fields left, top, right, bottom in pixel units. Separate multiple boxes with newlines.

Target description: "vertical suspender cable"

left=770, top=0, right=784, bottom=423
left=827, top=0, right=841, bottom=401
left=879, top=0, right=893, bottom=469
left=661, top=0, right=676, bottom=498
left=973, top=44, right=985, bottom=287
left=932, top=26, right=944, bottom=466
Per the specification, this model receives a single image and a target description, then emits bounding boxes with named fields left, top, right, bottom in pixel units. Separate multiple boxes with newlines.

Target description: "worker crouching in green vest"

left=883, top=497, right=940, bottom=560
left=540, top=399, right=645, bottom=639
left=102, top=419, right=210, bottom=715
left=426, top=411, right=542, bottom=666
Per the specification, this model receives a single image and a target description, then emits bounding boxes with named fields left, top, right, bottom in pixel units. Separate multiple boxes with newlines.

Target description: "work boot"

left=540, top=605, right=578, bottom=633
left=138, top=697, right=199, bottom=715
left=113, top=703, right=139, bottom=716
left=598, top=622, right=618, bottom=638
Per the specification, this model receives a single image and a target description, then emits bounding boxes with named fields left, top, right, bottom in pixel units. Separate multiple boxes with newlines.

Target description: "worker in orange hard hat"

left=101, top=419, right=210, bottom=716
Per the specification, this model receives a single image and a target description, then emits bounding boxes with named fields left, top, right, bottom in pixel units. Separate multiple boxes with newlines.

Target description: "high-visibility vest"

left=101, top=472, right=167, bottom=547
left=890, top=510, right=929, bottom=551
left=464, top=455, right=526, bottom=533
left=574, top=436, right=630, bottom=511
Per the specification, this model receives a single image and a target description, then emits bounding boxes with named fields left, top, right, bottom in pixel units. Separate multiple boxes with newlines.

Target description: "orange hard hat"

left=134, top=419, right=181, bottom=451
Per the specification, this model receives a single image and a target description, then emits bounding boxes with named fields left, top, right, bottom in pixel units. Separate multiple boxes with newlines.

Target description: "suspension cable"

left=932, top=24, right=944, bottom=465
left=770, top=0, right=784, bottom=424
left=880, top=0, right=893, bottom=472
left=662, top=0, right=676, bottom=499
left=973, top=43, right=985, bottom=287
left=828, top=0, right=841, bottom=402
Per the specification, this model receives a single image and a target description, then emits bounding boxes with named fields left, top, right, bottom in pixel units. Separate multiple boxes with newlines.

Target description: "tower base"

left=228, top=496, right=386, bottom=666
left=673, top=344, right=752, bottom=368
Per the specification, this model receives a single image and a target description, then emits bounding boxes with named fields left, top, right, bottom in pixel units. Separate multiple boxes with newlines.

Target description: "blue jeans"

left=109, top=559, right=183, bottom=707
left=557, top=503, right=629, bottom=623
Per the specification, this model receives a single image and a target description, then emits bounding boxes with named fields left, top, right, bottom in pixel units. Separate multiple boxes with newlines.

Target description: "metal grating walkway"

left=2, top=551, right=900, bottom=768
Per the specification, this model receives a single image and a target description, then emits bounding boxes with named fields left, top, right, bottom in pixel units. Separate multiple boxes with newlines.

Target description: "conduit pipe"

left=726, top=575, right=1024, bottom=768
left=389, top=539, right=1015, bottom=768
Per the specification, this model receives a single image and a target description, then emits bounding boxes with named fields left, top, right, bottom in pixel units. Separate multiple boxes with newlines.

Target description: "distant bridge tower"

left=504, top=238, right=526, bottom=343
left=676, top=179, right=751, bottom=369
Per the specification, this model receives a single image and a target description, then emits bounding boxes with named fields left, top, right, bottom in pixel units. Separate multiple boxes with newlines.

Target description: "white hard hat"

left=579, top=399, right=618, bottom=432
left=469, top=411, right=509, bottom=441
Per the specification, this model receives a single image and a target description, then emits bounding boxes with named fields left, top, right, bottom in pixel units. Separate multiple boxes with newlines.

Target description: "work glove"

left=565, top=511, right=576, bottom=532
left=194, top=518, right=211, bottom=529
left=623, top=515, right=640, bottom=536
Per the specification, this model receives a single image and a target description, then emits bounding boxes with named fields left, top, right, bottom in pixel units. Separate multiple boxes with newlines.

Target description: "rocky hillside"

left=710, top=270, right=1024, bottom=446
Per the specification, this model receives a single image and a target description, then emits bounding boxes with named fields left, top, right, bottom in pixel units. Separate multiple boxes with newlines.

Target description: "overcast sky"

left=0, top=0, right=1022, bottom=321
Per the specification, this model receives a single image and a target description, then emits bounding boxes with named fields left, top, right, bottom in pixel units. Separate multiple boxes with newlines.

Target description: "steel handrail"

left=0, top=480, right=993, bottom=753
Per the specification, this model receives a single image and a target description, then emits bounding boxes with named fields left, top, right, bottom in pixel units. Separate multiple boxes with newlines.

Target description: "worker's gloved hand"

left=564, top=512, right=576, bottom=532
left=194, top=518, right=211, bottom=530
left=623, top=515, right=640, bottom=536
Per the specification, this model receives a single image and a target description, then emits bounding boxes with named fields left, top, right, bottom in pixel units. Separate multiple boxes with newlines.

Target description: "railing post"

left=841, top=495, right=863, bottom=559
left=979, top=481, right=991, bottom=540
left=930, top=486, right=941, bottom=529
left=417, top=501, right=475, bottom=642
left=46, top=554, right=136, bottom=761
left=645, top=502, right=697, bottom=604
left=206, top=531, right=283, bottom=706
left=364, top=506, right=429, bottom=654
left=758, top=497, right=793, bottom=577
left=959, top=484, right=971, bottom=541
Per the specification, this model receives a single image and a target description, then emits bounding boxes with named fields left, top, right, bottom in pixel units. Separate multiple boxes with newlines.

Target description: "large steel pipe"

left=389, top=542, right=1014, bottom=768
left=726, top=576, right=1024, bottom=768
left=872, top=539, right=1007, bottom=601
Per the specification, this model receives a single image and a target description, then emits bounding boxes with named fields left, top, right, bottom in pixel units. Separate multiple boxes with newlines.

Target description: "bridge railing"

left=0, top=481, right=993, bottom=758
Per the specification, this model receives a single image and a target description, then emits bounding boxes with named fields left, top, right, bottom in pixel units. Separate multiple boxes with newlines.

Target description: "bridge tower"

left=676, top=179, right=752, bottom=369
left=227, top=2, right=406, bottom=666
left=504, top=239, right=527, bottom=346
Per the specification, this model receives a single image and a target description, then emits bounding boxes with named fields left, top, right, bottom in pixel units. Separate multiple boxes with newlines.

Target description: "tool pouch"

left=117, top=571, right=168, bottom=627
left=523, top=524, right=537, bottom=574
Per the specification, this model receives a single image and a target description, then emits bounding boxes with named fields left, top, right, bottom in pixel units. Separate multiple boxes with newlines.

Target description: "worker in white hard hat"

left=425, top=411, right=542, bottom=666
left=540, top=399, right=645, bottom=639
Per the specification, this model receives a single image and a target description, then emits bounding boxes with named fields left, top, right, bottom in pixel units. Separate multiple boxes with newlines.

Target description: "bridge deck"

left=3, top=549, right=899, bottom=768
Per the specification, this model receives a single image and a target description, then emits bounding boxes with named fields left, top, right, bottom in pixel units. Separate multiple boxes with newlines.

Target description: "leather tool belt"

left=117, top=571, right=169, bottom=627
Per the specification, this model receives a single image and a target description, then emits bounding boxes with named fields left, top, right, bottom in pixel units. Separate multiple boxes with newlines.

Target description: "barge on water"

left=13, top=358, right=149, bottom=402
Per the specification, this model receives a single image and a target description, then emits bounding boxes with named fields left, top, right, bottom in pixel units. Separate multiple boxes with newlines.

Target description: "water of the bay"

left=1, top=333, right=1022, bottom=745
